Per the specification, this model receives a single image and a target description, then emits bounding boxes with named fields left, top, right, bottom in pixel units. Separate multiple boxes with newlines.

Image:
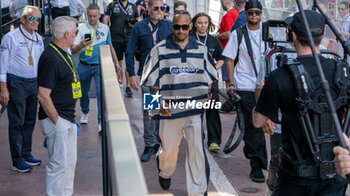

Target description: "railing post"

left=100, top=62, right=110, bottom=196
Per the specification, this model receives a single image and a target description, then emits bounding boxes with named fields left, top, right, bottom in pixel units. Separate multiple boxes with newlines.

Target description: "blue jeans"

left=141, top=86, right=159, bottom=147
left=221, top=59, right=228, bottom=81
left=78, top=63, right=101, bottom=122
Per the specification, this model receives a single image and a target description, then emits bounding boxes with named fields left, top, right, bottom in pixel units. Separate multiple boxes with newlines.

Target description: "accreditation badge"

left=85, top=46, right=94, bottom=56
left=259, top=55, right=265, bottom=64
left=72, top=82, right=82, bottom=99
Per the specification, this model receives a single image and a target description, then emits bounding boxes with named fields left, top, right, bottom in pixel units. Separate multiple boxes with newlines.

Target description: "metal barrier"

left=99, top=45, right=148, bottom=196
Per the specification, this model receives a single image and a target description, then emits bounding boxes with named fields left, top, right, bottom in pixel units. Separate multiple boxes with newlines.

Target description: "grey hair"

left=148, top=0, right=164, bottom=7
left=52, top=16, right=78, bottom=39
left=21, top=5, right=40, bottom=18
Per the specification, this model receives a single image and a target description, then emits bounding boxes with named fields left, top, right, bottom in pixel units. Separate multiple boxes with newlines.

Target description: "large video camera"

left=262, top=20, right=293, bottom=43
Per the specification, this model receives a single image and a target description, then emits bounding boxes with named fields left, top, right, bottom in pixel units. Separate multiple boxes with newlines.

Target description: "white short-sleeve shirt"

left=223, top=25, right=265, bottom=92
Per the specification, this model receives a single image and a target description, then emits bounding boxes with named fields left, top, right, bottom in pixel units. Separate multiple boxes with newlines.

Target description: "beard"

left=248, top=19, right=261, bottom=26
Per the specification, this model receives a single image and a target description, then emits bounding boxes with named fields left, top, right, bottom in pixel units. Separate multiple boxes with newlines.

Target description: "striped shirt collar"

left=165, top=34, right=199, bottom=50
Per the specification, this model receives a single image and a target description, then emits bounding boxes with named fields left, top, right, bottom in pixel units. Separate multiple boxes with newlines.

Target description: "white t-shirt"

left=223, top=25, right=265, bottom=92
left=69, top=0, right=86, bottom=17
left=51, top=0, right=69, bottom=8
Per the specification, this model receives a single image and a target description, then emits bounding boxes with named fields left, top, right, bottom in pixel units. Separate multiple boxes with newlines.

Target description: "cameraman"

left=223, top=0, right=267, bottom=183
left=253, top=10, right=348, bottom=195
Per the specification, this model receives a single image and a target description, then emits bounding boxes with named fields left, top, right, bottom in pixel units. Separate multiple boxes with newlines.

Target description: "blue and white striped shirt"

left=141, top=35, right=218, bottom=119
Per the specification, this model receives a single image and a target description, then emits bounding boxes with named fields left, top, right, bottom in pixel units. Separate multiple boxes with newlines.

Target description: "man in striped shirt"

left=141, top=11, right=217, bottom=195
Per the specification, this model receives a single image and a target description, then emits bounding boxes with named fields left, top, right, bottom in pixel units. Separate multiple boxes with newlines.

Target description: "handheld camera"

left=221, top=90, right=241, bottom=113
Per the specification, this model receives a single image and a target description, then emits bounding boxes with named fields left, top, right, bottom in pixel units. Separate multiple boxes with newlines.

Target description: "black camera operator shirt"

left=255, top=55, right=339, bottom=162
left=106, top=0, right=139, bottom=42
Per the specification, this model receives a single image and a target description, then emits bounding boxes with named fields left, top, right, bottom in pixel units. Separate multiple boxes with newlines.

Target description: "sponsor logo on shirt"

left=169, top=66, right=199, bottom=77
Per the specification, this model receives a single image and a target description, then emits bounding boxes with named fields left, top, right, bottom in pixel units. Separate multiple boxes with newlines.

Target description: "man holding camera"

left=103, top=0, right=140, bottom=98
left=72, top=4, right=120, bottom=133
left=222, top=0, right=267, bottom=183
left=253, top=10, right=348, bottom=195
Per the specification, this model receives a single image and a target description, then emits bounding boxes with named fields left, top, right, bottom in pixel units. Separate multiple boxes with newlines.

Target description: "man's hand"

left=114, top=62, right=121, bottom=73
left=334, top=133, right=350, bottom=178
left=0, top=83, right=9, bottom=105
left=160, top=102, right=171, bottom=117
left=261, top=120, right=275, bottom=135
left=130, top=76, right=140, bottom=91
left=80, top=38, right=93, bottom=48
left=225, top=85, right=235, bottom=96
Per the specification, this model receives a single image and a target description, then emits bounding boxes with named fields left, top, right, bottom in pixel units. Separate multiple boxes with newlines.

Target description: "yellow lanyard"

left=49, top=43, right=77, bottom=82
left=87, top=22, right=99, bottom=41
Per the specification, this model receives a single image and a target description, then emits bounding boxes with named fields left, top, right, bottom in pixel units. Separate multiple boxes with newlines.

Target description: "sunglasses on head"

left=247, top=10, right=262, bottom=16
left=173, top=24, right=190, bottom=31
left=153, top=6, right=166, bottom=11
left=28, top=16, right=41, bottom=22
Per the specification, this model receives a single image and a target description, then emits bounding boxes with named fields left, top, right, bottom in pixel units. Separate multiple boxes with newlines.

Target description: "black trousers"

left=267, top=133, right=282, bottom=191
left=237, top=91, right=267, bottom=170
left=272, top=170, right=347, bottom=196
left=51, top=6, right=70, bottom=20
left=7, top=77, right=38, bottom=165
left=206, top=80, right=222, bottom=146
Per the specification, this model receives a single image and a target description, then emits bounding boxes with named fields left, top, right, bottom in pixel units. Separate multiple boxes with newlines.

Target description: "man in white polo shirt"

left=0, top=5, right=44, bottom=173
left=71, top=4, right=120, bottom=133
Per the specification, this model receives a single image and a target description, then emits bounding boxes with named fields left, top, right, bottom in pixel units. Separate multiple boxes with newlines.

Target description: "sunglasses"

left=173, top=24, right=190, bottom=31
left=247, top=10, right=262, bottom=16
left=75, top=29, right=79, bottom=35
left=153, top=6, right=166, bottom=11
left=28, top=16, right=41, bottom=22
left=338, top=7, right=347, bottom=11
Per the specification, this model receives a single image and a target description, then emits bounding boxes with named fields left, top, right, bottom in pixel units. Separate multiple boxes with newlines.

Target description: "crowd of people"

left=1, top=0, right=350, bottom=196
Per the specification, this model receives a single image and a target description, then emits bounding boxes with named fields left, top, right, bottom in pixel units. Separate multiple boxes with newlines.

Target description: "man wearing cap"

left=253, top=10, right=348, bottom=195
left=223, top=0, right=267, bottom=183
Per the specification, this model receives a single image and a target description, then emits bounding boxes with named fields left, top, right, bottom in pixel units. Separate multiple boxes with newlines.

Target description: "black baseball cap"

left=285, top=10, right=325, bottom=38
left=245, top=0, right=262, bottom=11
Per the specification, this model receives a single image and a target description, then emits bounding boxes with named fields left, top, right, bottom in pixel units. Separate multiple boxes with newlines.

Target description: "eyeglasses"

left=28, top=16, right=41, bottom=22
left=247, top=10, right=262, bottom=16
left=173, top=24, right=190, bottom=31
left=338, top=7, right=347, bottom=11
left=153, top=6, right=166, bottom=11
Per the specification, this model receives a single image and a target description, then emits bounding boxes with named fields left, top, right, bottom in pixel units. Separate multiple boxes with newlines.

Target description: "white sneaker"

left=98, top=123, right=101, bottom=131
left=80, top=113, right=89, bottom=124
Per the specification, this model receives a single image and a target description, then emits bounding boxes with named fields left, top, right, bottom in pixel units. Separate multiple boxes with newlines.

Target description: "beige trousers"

left=158, top=114, right=209, bottom=196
